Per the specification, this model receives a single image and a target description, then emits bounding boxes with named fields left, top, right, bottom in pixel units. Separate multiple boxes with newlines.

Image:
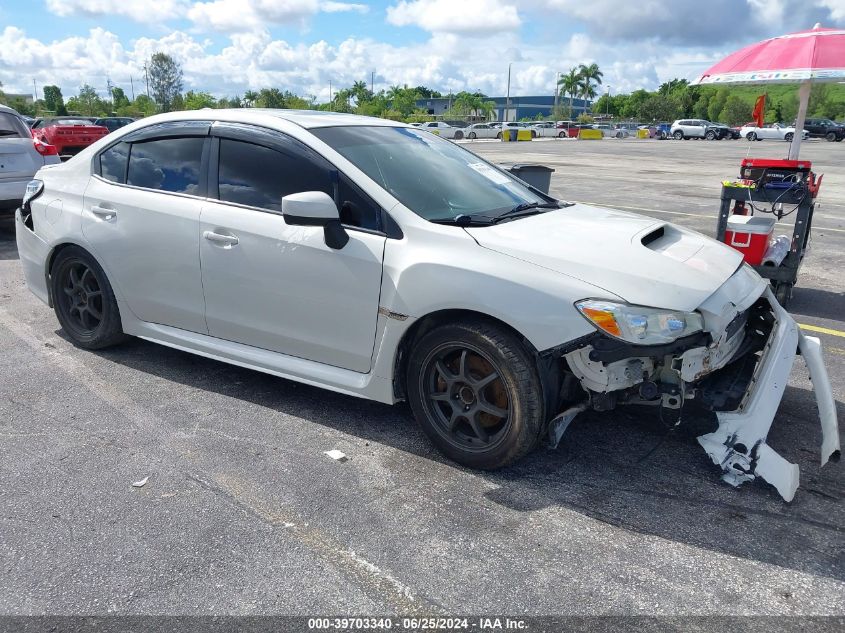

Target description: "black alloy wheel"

left=422, top=344, right=511, bottom=452
left=51, top=246, right=127, bottom=349
left=406, top=320, right=544, bottom=469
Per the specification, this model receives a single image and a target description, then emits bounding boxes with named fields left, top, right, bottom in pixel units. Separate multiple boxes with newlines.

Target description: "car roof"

left=141, top=108, right=406, bottom=130
left=0, top=104, right=22, bottom=116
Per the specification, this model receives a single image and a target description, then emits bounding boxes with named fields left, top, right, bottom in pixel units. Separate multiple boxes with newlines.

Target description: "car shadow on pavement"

left=85, top=335, right=845, bottom=584
left=0, top=221, right=20, bottom=260
left=788, top=286, right=845, bottom=323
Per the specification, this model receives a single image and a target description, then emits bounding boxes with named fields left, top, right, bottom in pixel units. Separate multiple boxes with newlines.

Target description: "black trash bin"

left=500, top=163, right=555, bottom=194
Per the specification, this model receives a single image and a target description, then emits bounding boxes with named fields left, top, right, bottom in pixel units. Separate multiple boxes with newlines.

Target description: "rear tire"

left=496, top=132, right=502, bottom=139
left=453, top=131, right=463, bottom=140
left=51, top=246, right=128, bottom=349
left=406, top=320, right=544, bottom=470
left=468, top=132, right=477, bottom=139
left=558, top=131, right=567, bottom=138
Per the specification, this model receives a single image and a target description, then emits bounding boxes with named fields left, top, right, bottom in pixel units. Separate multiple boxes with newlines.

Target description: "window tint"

left=216, top=137, right=381, bottom=230
left=127, top=137, right=204, bottom=194
left=99, top=142, right=129, bottom=184
left=217, top=138, right=330, bottom=212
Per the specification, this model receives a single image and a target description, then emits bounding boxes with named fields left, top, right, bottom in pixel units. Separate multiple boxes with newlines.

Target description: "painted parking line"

left=829, top=347, right=845, bottom=356
left=576, top=202, right=845, bottom=234
left=799, top=323, right=845, bottom=338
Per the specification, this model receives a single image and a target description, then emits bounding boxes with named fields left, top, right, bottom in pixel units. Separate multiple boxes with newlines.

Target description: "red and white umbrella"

left=695, top=24, right=845, bottom=159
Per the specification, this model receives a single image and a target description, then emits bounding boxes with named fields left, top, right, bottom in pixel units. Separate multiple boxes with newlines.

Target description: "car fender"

left=377, top=220, right=612, bottom=355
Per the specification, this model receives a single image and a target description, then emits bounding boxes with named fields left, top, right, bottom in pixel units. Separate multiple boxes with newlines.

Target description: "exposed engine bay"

left=546, top=268, right=840, bottom=501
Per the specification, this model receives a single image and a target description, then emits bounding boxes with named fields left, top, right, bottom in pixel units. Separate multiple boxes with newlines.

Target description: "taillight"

left=33, top=139, right=59, bottom=156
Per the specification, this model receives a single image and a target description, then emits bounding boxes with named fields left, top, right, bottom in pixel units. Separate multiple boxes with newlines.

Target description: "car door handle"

left=203, top=230, right=239, bottom=246
left=91, top=205, right=117, bottom=220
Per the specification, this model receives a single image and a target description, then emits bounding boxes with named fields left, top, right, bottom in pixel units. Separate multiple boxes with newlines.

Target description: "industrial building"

left=415, top=94, right=592, bottom=120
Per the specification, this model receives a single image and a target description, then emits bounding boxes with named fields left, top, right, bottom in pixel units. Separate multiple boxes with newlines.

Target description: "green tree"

left=242, top=90, right=258, bottom=107
left=184, top=90, right=217, bottom=110
left=718, top=95, right=751, bottom=126
left=350, top=80, right=372, bottom=106
left=110, top=86, right=130, bottom=109
left=67, top=84, right=105, bottom=116
left=148, top=52, right=184, bottom=112
left=707, top=88, right=729, bottom=122
left=414, top=86, right=442, bottom=99
left=386, top=85, right=420, bottom=117
left=254, top=88, right=287, bottom=108
left=577, top=63, right=603, bottom=111
left=43, top=85, right=68, bottom=115
left=636, top=95, right=681, bottom=122
left=557, top=68, right=580, bottom=119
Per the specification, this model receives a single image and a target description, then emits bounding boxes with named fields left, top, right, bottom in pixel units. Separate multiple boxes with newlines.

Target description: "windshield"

left=312, top=125, right=548, bottom=222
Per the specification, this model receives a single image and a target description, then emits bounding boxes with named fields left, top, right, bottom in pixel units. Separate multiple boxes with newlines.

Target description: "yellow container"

left=578, top=129, right=602, bottom=140
left=516, top=129, right=533, bottom=141
left=637, top=128, right=649, bottom=139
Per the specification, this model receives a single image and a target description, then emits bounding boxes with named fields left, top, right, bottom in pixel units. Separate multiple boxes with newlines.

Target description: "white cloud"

left=319, top=1, right=369, bottom=13
left=45, top=0, right=188, bottom=23
left=187, top=0, right=323, bottom=32
left=386, top=0, right=521, bottom=34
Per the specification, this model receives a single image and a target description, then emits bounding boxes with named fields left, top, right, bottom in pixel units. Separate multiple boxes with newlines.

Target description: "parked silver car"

left=0, top=105, right=61, bottom=214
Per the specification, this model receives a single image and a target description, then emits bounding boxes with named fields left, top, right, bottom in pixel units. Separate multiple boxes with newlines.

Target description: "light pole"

left=554, top=71, right=560, bottom=117
left=504, top=62, right=512, bottom=122
left=605, top=85, right=612, bottom=119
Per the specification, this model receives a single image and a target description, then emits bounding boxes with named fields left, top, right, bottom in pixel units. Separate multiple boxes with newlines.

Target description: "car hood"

left=465, top=204, right=743, bottom=312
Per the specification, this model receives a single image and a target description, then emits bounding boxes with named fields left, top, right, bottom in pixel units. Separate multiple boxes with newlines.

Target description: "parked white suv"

left=0, top=105, right=61, bottom=214
left=671, top=119, right=722, bottom=140
left=15, top=110, right=838, bottom=500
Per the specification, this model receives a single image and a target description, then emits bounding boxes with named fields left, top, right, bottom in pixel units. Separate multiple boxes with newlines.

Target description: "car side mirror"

left=282, top=191, right=349, bottom=250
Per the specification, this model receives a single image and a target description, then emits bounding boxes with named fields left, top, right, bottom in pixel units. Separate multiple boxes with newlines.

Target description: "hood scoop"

left=641, top=226, right=665, bottom=247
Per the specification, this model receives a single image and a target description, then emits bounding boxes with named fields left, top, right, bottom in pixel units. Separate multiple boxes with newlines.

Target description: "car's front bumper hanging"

left=697, top=289, right=840, bottom=501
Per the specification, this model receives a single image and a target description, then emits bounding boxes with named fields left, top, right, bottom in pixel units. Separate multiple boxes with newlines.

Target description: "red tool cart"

left=715, top=158, right=822, bottom=307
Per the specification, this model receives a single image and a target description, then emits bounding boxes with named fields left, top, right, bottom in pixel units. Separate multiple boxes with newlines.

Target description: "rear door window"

left=99, top=142, right=130, bottom=184
left=0, top=112, right=29, bottom=138
left=127, top=137, right=205, bottom=194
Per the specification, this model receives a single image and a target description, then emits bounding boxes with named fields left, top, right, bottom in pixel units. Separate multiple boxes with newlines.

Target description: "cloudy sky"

left=1, top=0, right=843, bottom=102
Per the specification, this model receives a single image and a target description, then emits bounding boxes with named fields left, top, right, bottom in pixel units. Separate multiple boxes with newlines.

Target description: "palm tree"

left=577, top=63, right=603, bottom=114
left=557, top=68, right=580, bottom=119
left=243, top=90, right=258, bottom=108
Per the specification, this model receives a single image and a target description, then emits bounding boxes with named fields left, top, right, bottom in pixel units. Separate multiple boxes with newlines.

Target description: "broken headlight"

left=575, top=299, right=704, bottom=345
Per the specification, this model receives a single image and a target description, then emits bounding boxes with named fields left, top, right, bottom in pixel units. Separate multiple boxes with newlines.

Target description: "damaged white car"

left=15, top=110, right=840, bottom=500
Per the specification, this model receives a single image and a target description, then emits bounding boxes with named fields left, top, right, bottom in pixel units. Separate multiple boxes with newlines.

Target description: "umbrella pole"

left=788, top=80, right=811, bottom=160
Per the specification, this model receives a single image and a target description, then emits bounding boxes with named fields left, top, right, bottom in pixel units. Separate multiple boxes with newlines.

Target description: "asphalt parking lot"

left=1, top=137, right=843, bottom=619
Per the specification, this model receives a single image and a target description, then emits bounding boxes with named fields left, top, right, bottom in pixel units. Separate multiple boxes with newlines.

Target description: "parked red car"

left=30, top=117, right=109, bottom=156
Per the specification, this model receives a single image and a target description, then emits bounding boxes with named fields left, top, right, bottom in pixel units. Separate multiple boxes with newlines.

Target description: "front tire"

left=784, top=132, right=794, bottom=142
left=673, top=131, right=684, bottom=140
left=468, top=132, right=477, bottom=139
left=747, top=132, right=757, bottom=141
left=825, top=131, right=836, bottom=142
left=406, top=320, right=544, bottom=470
left=705, top=130, right=716, bottom=140
left=453, top=131, right=463, bottom=140
left=51, top=246, right=127, bottom=349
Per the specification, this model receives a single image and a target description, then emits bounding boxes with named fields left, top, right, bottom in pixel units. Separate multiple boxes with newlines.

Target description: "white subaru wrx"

left=15, top=110, right=839, bottom=500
